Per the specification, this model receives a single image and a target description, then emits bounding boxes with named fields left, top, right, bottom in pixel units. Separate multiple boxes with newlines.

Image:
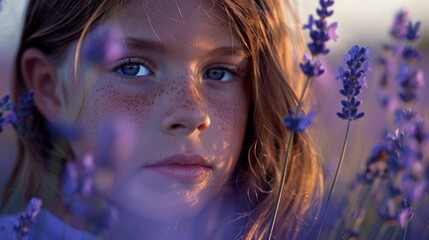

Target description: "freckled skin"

left=62, top=0, right=249, bottom=236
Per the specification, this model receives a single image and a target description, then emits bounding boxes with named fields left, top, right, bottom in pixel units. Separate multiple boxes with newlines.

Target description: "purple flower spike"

left=336, top=45, right=371, bottom=121
left=302, top=0, right=337, bottom=56
left=390, top=9, right=410, bottom=40
left=284, top=110, right=315, bottom=132
left=299, top=54, right=325, bottom=77
left=317, top=0, right=335, bottom=18
left=396, top=65, right=423, bottom=103
left=405, top=21, right=421, bottom=42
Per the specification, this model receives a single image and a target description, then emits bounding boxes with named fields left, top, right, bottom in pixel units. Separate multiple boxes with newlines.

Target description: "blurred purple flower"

left=405, top=21, right=421, bottom=42
left=402, top=46, right=421, bottom=62
left=398, top=199, right=413, bottom=228
left=390, top=9, right=410, bottom=40
left=395, top=16, right=424, bottom=104
left=0, top=92, right=34, bottom=132
left=378, top=198, right=413, bottom=229
left=402, top=164, right=427, bottom=203
left=359, top=143, right=390, bottom=184
left=412, top=118, right=427, bottom=144
left=61, top=154, right=117, bottom=235
left=284, top=110, right=315, bottom=132
left=377, top=199, right=398, bottom=223
left=14, top=198, right=43, bottom=239
left=396, top=65, right=423, bottom=103
left=83, top=27, right=125, bottom=67
left=394, top=108, right=415, bottom=125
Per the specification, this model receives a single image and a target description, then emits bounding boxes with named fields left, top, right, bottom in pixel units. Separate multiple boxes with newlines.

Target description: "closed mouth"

left=145, top=154, right=212, bottom=181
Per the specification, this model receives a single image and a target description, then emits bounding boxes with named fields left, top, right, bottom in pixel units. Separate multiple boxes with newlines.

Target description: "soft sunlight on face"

left=61, top=0, right=249, bottom=224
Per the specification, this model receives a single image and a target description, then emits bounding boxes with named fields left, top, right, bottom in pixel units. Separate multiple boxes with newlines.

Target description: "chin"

left=109, top=182, right=212, bottom=223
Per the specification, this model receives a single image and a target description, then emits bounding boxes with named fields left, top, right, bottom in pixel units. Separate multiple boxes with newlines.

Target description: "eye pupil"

left=206, top=69, right=225, bottom=81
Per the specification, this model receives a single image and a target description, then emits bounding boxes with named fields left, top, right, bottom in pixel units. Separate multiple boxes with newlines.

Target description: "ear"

left=21, top=48, right=64, bottom=123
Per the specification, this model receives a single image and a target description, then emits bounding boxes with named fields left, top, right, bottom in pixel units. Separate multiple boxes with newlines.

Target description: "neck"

left=106, top=187, right=248, bottom=240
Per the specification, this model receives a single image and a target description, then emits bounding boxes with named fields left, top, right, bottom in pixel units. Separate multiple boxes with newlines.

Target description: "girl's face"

left=60, top=0, right=249, bottom=222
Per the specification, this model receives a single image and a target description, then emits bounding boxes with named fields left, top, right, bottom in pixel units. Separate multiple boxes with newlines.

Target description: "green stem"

left=266, top=131, right=295, bottom=240
left=266, top=76, right=311, bottom=240
left=316, top=119, right=352, bottom=239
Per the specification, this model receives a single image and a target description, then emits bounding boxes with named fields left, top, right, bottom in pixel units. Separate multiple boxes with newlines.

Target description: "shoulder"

left=0, top=214, right=20, bottom=240
left=31, top=210, right=97, bottom=240
left=0, top=210, right=97, bottom=240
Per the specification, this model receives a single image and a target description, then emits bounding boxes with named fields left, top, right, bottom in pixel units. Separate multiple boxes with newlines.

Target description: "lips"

left=145, top=154, right=212, bottom=181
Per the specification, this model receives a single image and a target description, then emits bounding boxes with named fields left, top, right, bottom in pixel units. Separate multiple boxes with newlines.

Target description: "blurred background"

left=0, top=0, right=27, bottom=194
left=0, top=0, right=428, bottom=232
left=297, top=0, right=429, bottom=187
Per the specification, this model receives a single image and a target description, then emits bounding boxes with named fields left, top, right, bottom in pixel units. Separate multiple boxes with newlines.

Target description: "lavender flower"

left=336, top=45, right=371, bottom=121
left=273, top=3, right=338, bottom=238
left=61, top=154, right=117, bottom=235
left=358, top=143, right=390, bottom=184
left=59, top=119, right=136, bottom=236
left=390, top=9, right=410, bottom=40
left=412, top=118, right=427, bottom=144
left=14, top=198, right=43, bottom=240
left=378, top=198, right=413, bottom=228
left=299, top=54, right=325, bottom=77
left=0, top=92, right=34, bottom=132
left=398, top=199, right=414, bottom=228
left=394, top=108, right=415, bottom=125
left=83, top=27, right=124, bottom=67
left=396, top=19, right=423, bottom=103
left=0, top=94, right=13, bottom=132
left=283, top=110, right=315, bottom=132
left=405, top=21, right=421, bottom=42
left=303, top=0, right=337, bottom=56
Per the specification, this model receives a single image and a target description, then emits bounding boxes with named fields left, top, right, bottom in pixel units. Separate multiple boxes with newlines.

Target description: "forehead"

left=107, top=0, right=239, bottom=50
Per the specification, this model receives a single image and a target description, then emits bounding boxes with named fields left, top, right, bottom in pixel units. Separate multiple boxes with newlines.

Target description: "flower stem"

left=266, top=76, right=311, bottom=240
left=316, top=119, right=352, bottom=240
left=423, top=222, right=429, bottom=240
left=403, top=223, right=409, bottom=240
left=266, top=131, right=295, bottom=240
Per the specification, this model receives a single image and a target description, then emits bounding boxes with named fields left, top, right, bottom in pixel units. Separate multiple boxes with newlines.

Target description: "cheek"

left=73, top=78, right=157, bottom=156
left=205, top=84, right=249, bottom=173
left=209, top=85, right=249, bottom=140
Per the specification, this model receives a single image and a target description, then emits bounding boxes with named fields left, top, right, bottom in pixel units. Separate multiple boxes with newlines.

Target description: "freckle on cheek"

left=77, top=79, right=160, bottom=144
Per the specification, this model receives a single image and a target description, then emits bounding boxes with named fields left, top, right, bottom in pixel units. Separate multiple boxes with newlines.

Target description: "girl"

left=1, top=0, right=323, bottom=239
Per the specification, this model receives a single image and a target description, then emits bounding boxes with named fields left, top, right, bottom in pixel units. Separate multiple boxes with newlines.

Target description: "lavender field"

left=1, top=0, right=429, bottom=239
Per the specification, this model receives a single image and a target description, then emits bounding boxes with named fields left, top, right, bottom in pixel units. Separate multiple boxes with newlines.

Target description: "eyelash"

left=211, top=64, right=239, bottom=75
left=113, top=58, right=153, bottom=77
left=205, top=65, right=241, bottom=82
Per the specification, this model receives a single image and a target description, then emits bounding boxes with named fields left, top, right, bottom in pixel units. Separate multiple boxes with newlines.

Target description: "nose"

left=161, top=78, right=210, bottom=135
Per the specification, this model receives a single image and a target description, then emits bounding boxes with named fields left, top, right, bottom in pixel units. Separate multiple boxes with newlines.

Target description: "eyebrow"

left=124, top=37, right=167, bottom=52
left=209, top=46, right=249, bottom=58
left=123, top=37, right=248, bottom=58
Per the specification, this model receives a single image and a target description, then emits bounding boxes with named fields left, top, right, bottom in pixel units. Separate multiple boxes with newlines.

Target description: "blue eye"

left=203, top=67, right=235, bottom=82
left=116, top=60, right=152, bottom=77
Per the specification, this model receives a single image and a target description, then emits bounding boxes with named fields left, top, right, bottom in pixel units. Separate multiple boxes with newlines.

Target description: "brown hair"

left=2, top=0, right=323, bottom=239
left=220, top=1, right=323, bottom=238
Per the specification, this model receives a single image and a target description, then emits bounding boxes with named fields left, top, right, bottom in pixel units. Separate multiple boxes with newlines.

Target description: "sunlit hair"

left=219, top=1, right=323, bottom=239
left=2, top=0, right=323, bottom=239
